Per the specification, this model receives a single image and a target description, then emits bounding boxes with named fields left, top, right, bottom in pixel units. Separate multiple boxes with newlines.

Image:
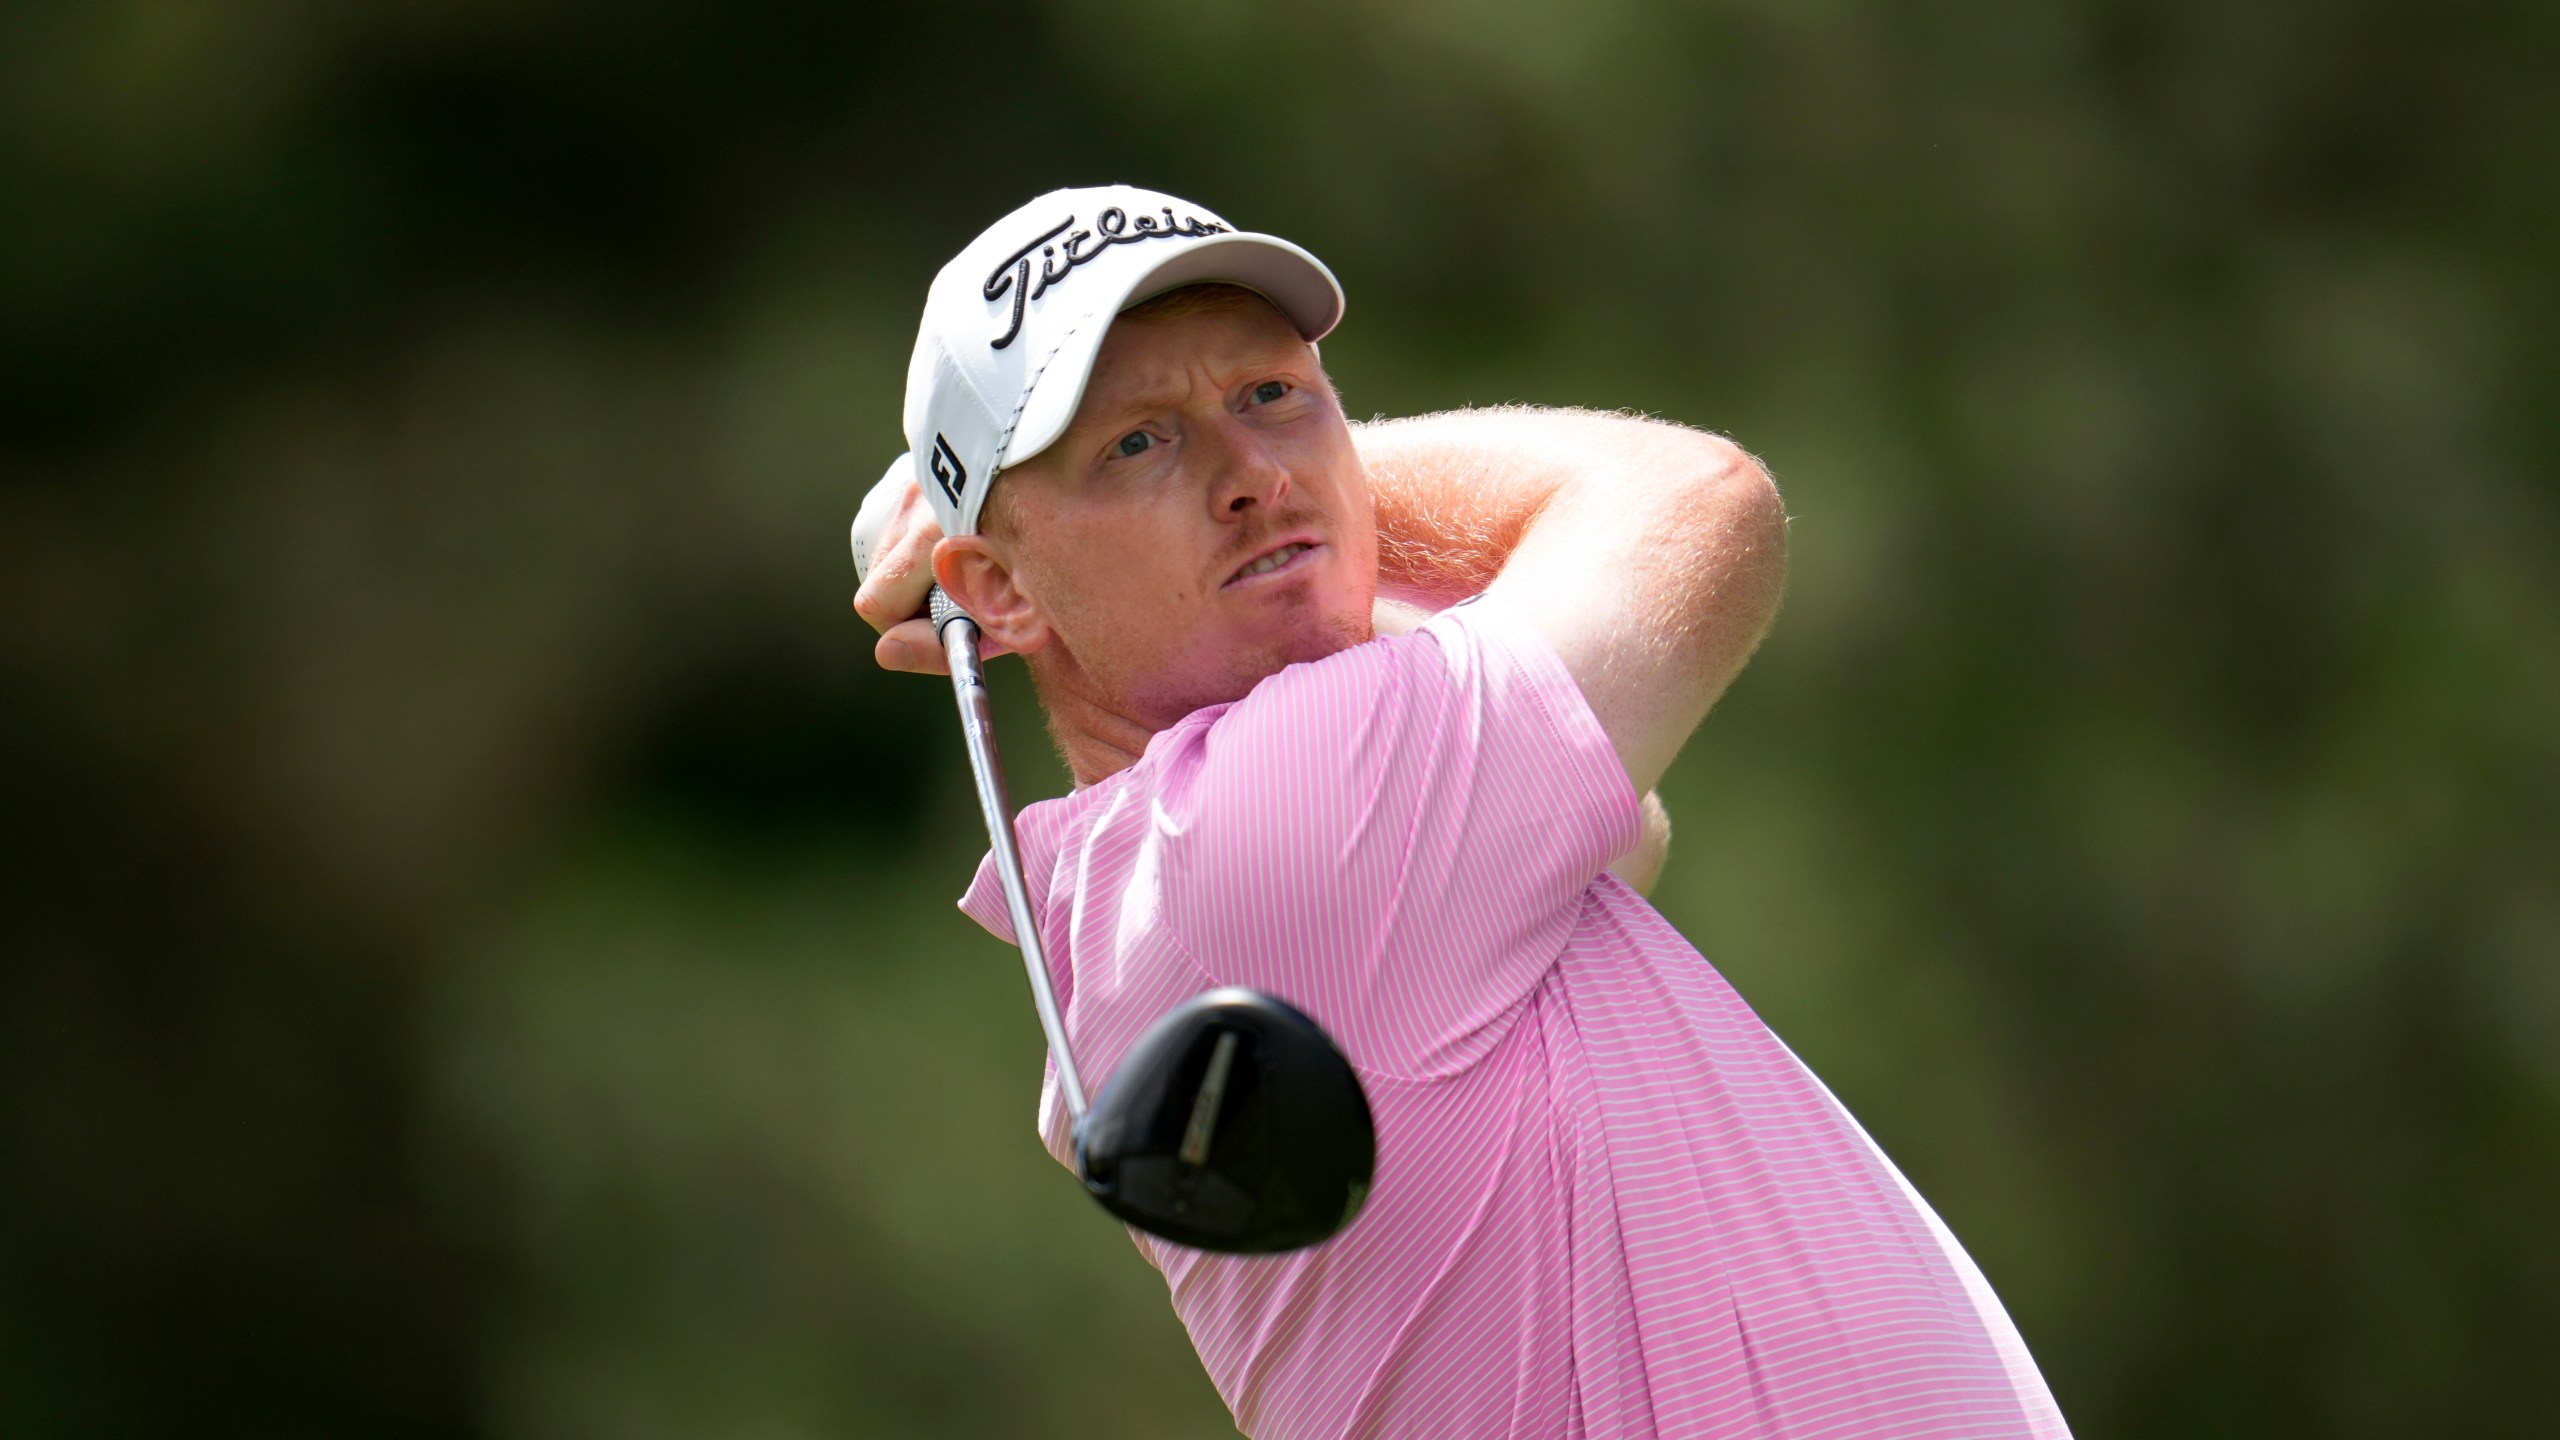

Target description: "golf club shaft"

left=932, top=586, right=1092, bottom=1121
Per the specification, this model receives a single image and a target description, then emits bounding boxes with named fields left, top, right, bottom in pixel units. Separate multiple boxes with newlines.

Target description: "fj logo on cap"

left=929, top=434, right=968, bottom=507
left=982, top=206, right=1232, bottom=350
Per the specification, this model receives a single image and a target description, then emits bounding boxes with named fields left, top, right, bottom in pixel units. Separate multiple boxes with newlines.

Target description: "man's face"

left=986, top=294, right=1378, bottom=728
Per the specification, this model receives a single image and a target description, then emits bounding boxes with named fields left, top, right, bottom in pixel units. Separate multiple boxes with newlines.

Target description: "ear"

left=933, top=534, right=1053, bottom=656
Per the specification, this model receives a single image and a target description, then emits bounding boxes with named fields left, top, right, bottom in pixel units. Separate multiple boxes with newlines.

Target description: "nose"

left=1202, top=412, right=1289, bottom=521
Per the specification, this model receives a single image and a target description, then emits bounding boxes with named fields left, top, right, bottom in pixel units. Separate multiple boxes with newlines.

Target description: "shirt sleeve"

left=1154, top=595, right=1642, bottom=1077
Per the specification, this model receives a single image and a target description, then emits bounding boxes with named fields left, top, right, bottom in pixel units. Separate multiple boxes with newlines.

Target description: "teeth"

left=1242, top=543, right=1307, bottom=579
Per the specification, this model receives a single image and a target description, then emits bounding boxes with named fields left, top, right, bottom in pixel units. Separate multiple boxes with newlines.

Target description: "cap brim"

left=996, top=232, right=1344, bottom=476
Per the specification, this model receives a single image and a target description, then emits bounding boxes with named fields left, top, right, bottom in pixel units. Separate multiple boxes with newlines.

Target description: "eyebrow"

left=1067, top=344, right=1314, bottom=446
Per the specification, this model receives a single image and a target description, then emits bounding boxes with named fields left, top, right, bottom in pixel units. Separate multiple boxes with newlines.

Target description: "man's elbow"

left=1608, top=789, right=1674, bottom=896
left=1648, top=427, right=1792, bottom=691
left=1682, top=433, right=1789, bottom=640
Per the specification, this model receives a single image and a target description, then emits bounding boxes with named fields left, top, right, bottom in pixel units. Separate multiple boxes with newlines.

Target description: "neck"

left=1026, top=607, right=1386, bottom=786
left=1026, top=652, right=1163, bottom=787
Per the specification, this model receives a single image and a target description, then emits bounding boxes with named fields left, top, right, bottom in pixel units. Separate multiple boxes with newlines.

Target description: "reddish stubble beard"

left=1006, top=485, right=1381, bottom=736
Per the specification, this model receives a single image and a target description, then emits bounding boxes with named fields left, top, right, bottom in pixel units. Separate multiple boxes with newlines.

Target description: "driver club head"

left=1074, top=988, right=1375, bottom=1254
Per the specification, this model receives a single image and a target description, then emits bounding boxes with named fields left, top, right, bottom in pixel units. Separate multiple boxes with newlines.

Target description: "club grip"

left=928, top=585, right=970, bottom=636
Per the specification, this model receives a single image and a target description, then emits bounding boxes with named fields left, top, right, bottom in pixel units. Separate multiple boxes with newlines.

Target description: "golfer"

left=854, top=185, right=2069, bottom=1439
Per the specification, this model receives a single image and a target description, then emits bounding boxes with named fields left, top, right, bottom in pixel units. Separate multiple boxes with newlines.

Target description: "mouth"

left=1223, top=539, right=1321, bottom=589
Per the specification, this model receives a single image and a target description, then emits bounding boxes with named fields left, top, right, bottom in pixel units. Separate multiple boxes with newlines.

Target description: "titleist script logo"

left=928, top=433, right=967, bottom=508
left=983, top=206, right=1230, bottom=349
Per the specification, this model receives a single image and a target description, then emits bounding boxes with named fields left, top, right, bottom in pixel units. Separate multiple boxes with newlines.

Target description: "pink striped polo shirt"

left=960, top=597, right=2069, bottom=1439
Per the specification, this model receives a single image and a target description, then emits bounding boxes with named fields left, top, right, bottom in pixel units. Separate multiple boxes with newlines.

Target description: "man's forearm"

left=1354, top=407, right=1568, bottom=605
left=1353, top=406, right=1776, bottom=608
left=1350, top=404, right=1787, bottom=797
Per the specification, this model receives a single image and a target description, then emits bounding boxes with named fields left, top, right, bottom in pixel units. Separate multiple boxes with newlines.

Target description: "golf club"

left=927, top=585, right=1375, bottom=1254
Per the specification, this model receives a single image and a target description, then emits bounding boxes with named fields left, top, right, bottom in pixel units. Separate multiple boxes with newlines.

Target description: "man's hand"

left=849, top=465, right=1008, bottom=676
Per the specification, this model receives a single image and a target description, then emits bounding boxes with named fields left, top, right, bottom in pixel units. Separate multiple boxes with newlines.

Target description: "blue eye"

left=1253, top=381, right=1288, bottom=404
left=1115, top=431, right=1152, bottom=458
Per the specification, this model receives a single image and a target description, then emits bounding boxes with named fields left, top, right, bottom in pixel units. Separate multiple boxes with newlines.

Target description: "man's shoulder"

left=1137, top=599, right=1564, bottom=793
left=1170, top=627, right=1437, bottom=775
left=1200, top=599, right=1510, bottom=729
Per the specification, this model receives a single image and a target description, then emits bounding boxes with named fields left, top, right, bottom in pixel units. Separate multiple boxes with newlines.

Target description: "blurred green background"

left=3, top=1, right=2554, bottom=1436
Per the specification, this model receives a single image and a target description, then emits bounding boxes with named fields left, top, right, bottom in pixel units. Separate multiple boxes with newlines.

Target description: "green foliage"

left=2, top=0, right=2552, bottom=1435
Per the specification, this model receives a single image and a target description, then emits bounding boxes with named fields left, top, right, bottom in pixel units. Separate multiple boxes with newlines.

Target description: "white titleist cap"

left=896, top=184, right=1344, bottom=539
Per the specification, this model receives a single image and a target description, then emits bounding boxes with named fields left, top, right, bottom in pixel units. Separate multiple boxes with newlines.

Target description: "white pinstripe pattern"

left=960, top=599, right=2069, bottom=1439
